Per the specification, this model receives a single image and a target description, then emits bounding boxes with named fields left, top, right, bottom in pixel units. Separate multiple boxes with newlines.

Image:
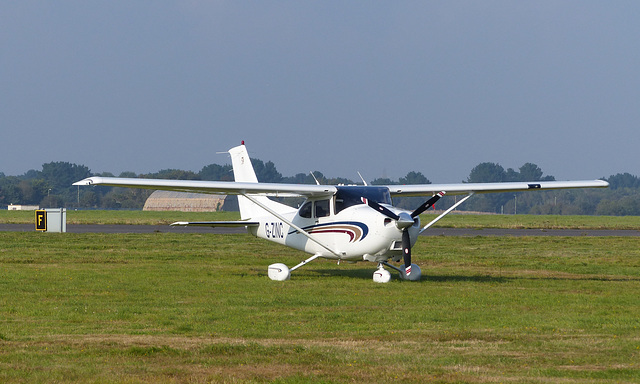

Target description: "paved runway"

left=2, top=224, right=639, bottom=236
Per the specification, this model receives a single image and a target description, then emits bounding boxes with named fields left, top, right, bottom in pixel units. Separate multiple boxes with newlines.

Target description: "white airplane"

left=74, top=142, right=609, bottom=283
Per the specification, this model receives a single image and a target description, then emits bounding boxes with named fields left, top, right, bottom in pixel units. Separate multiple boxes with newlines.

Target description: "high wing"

left=73, top=177, right=337, bottom=198
left=384, top=180, right=609, bottom=197
left=74, top=177, right=609, bottom=198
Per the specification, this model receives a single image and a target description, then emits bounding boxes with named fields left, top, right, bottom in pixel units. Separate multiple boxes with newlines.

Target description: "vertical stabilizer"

left=228, top=143, right=292, bottom=220
left=228, top=143, right=259, bottom=183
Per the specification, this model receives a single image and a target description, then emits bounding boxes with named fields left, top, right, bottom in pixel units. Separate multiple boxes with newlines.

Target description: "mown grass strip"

left=0, top=232, right=639, bottom=382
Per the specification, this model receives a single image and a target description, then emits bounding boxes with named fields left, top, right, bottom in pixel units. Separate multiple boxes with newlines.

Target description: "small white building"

left=8, top=204, right=40, bottom=211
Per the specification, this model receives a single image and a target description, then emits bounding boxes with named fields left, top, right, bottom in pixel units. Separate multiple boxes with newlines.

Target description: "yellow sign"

left=35, top=210, right=47, bottom=231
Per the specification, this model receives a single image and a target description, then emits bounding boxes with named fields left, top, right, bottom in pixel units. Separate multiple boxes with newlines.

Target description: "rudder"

left=228, top=143, right=259, bottom=183
left=228, top=142, right=293, bottom=220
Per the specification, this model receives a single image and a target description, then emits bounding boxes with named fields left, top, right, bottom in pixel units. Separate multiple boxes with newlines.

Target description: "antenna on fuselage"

left=357, top=172, right=368, bottom=186
left=217, top=141, right=246, bottom=155
left=310, top=171, right=320, bottom=185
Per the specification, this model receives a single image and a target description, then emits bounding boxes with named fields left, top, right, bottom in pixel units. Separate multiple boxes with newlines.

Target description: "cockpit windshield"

left=335, top=186, right=392, bottom=214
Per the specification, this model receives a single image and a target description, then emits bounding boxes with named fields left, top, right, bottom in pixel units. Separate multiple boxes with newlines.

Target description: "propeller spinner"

left=362, top=192, right=445, bottom=278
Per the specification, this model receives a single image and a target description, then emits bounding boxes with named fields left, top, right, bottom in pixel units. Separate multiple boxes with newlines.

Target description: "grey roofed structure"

left=143, top=190, right=227, bottom=212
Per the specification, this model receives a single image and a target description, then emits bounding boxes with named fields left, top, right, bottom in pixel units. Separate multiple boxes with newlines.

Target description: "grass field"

left=1, top=224, right=639, bottom=382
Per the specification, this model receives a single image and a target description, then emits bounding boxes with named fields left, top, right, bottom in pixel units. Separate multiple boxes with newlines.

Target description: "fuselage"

left=248, top=186, right=420, bottom=262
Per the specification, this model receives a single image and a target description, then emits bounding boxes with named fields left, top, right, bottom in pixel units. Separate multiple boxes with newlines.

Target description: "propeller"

left=362, top=192, right=446, bottom=277
left=411, top=192, right=446, bottom=218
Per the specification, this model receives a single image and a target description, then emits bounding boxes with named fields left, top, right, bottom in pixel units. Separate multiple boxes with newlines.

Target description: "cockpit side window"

left=299, top=201, right=312, bottom=218
left=315, top=199, right=330, bottom=218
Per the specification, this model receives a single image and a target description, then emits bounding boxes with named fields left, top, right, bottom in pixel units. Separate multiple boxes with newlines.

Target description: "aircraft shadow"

left=302, top=269, right=637, bottom=283
left=312, top=268, right=377, bottom=280
left=421, top=274, right=508, bottom=283
left=311, top=268, right=509, bottom=283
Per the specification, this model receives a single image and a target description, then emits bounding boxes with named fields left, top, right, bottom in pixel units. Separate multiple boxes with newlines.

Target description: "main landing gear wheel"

left=268, top=263, right=290, bottom=281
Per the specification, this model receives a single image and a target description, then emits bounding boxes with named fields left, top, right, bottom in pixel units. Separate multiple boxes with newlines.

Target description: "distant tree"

left=464, top=163, right=505, bottom=212
left=251, top=158, right=282, bottom=183
left=326, top=177, right=355, bottom=185
left=606, top=173, right=640, bottom=190
left=467, top=162, right=554, bottom=184
left=371, top=177, right=396, bottom=185
left=79, top=190, right=99, bottom=208
left=462, top=162, right=559, bottom=213
left=99, top=188, right=151, bottom=209
left=284, top=171, right=356, bottom=186
left=385, top=172, right=430, bottom=210
left=0, top=177, right=23, bottom=205
left=282, top=173, right=317, bottom=184
left=199, top=164, right=233, bottom=181
left=505, top=168, right=520, bottom=182
left=596, top=194, right=640, bottom=216
left=399, top=171, right=430, bottom=185
left=519, top=163, right=555, bottom=181
left=5, top=153, right=633, bottom=215
left=21, top=169, right=42, bottom=180
left=40, top=194, right=65, bottom=208
left=518, top=163, right=542, bottom=181
left=98, top=194, right=120, bottom=209
left=467, top=162, right=506, bottom=183
left=41, top=162, right=91, bottom=191
left=18, top=179, right=47, bottom=205
left=305, top=171, right=325, bottom=184
left=145, top=169, right=199, bottom=180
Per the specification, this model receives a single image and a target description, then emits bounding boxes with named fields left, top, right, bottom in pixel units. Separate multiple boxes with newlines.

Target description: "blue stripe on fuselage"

left=288, top=221, right=369, bottom=240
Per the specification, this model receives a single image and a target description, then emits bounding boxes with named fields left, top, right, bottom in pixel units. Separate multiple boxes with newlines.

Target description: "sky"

left=2, top=1, right=638, bottom=183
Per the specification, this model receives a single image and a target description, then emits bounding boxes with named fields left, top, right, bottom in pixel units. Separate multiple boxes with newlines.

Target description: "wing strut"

left=419, top=193, right=474, bottom=233
left=241, top=193, right=342, bottom=258
left=290, top=254, right=322, bottom=272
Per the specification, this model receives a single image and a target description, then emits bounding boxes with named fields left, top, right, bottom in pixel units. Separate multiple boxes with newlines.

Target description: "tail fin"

left=228, top=143, right=292, bottom=220
left=228, top=143, right=259, bottom=183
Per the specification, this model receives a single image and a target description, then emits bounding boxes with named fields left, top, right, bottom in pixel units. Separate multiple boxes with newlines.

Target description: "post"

left=44, top=208, right=67, bottom=233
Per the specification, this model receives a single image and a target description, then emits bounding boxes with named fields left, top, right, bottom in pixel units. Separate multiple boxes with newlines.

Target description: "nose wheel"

left=373, top=264, right=392, bottom=283
left=374, top=262, right=422, bottom=283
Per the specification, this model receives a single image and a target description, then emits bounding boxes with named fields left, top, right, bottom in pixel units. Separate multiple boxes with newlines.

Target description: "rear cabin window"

left=334, top=186, right=392, bottom=214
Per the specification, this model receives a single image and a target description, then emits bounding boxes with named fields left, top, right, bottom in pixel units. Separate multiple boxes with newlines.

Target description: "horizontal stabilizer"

left=170, top=221, right=260, bottom=228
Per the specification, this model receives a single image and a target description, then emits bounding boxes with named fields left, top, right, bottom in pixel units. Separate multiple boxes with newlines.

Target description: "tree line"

left=1, top=159, right=638, bottom=215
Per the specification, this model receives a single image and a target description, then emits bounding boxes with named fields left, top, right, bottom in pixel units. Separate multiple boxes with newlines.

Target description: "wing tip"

left=73, top=178, right=95, bottom=186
